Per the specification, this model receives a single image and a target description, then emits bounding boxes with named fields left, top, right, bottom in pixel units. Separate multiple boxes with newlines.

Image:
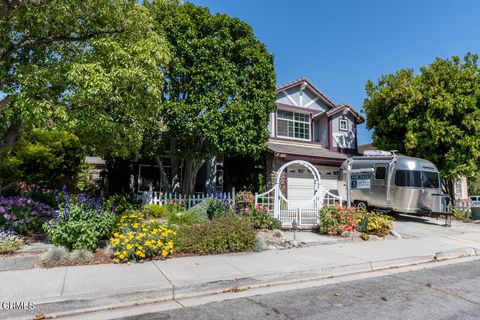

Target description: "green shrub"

left=183, top=200, right=210, bottom=221
left=242, top=205, right=281, bottom=230
left=319, top=206, right=361, bottom=235
left=271, top=217, right=282, bottom=230
left=164, top=202, right=186, bottom=214
left=144, top=204, right=169, bottom=218
left=175, top=216, right=256, bottom=255
left=207, top=197, right=234, bottom=220
left=39, top=246, right=69, bottom=263
left=357, top=211, right=394, bottom=237
left=104, top=193, right=142, bottom=214
left=452, top=208, right=469, bottom=220
left=69, top=249, right=94, bottom=261
left=168, top=210, right=206, bottom=227
left=0, top=230, right=23, bottom=254
left=360, top=233, right=370, bottom=241
left=44, top=190, right=115, bottom=251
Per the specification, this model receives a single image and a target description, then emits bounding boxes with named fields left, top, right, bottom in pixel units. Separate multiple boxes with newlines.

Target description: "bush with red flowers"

left=319, top=206, right=362, bottom=236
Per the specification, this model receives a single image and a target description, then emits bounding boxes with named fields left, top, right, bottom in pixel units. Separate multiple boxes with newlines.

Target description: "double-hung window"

left=277, top=110, right=310, bottom=140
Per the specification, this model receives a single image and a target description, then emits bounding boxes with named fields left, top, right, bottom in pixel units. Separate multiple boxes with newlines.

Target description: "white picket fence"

left=138, top=188, right=236, bottom=209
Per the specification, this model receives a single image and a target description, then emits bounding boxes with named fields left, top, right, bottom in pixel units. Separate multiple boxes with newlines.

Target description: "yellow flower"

left=126, top=244, right=133, bottom=250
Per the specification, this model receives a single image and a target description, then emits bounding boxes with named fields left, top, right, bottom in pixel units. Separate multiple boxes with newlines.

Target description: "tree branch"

left=1, top=29, right=124, bottom=63
left=0, top=120, right=22, bottom=153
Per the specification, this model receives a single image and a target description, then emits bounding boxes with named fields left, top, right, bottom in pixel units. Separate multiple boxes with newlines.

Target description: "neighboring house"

left=265, top=78, right=365, bottom=202
left=454, top=177, right=469, bottom=208
left=85, top=156, right=107, bottom=181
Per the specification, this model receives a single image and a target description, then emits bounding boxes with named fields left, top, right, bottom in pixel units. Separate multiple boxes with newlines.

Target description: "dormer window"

left=339, top=119, right=348, bottom=131
left=277, top=110, right=310, bottom=140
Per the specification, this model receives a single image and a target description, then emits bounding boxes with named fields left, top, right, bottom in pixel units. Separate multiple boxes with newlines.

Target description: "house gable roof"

left=326, top=103, right=365, bottom=124
left=276, top=77, right=337, bottom=109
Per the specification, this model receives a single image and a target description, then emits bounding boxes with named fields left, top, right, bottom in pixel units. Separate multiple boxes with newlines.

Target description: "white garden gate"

left=255, top=160, right=342, bottom=227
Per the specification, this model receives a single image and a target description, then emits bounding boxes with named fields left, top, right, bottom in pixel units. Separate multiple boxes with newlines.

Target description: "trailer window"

left=395, top=170, right=440, bottom=188
left=421, top=171, right=439, bottom=188
left=375, top=167, right=386, bottom=180
left=395, top=170, right=421, bottom=187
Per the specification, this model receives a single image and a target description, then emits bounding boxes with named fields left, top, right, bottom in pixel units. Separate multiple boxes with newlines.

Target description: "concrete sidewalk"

left=1, top=232, right=480, bottom=320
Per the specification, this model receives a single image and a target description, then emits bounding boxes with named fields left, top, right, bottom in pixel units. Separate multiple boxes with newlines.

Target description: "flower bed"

left=319, top=206, right=394, bottom=239
left=43, top=188, right=115, bottom=251
left=110, top=211, right=176, bottom=263
left=0, top=196, right=55, bottom=235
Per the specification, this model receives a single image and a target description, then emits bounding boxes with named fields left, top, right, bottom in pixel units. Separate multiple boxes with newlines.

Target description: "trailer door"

left=371, top=164, right=388, bottom=207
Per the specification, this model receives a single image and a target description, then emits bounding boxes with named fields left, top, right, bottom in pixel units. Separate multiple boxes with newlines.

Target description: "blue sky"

left=190, top=0, right=480, bottom=145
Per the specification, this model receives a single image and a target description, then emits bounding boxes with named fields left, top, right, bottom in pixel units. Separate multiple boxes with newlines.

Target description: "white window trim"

left=339, top=119, right=348, bottom=131
left=276, top=110, right=311, bottom=141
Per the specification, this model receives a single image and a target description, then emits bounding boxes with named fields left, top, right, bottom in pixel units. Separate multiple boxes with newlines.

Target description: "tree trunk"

left=181, top=158, right=205, bottom=194
left=0, top=121, right=22, bottom=153
left=154, top=155, right=171, bottom=193
left=446, top=178, right=456, bottom=207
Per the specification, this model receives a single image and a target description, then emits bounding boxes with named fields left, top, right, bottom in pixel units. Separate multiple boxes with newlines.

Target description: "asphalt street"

left=118, top=259, right=480, bottom=320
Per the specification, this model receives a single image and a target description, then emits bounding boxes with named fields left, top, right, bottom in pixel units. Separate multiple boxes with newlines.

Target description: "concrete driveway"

left=392, top=214, right=480, bottom=239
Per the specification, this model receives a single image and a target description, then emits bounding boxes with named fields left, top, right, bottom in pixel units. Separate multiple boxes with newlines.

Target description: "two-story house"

left=124, top=77, right=364, bottom=198
left=264, top=78, right=365, bottom=202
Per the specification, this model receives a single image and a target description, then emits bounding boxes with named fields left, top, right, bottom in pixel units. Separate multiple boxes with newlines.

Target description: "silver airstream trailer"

left=338, top=150, right=450, bottom=216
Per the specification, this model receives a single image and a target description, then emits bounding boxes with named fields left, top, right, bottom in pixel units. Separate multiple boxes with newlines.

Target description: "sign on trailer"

left=351, top=174, right=371, bottom=190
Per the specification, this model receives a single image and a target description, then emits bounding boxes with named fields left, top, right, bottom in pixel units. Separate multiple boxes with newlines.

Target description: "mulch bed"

left=37, top=249, right=112, bottom=269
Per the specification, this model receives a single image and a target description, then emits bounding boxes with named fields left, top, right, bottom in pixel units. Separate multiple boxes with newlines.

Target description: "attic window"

left=339, top=119, right=348, bottom=131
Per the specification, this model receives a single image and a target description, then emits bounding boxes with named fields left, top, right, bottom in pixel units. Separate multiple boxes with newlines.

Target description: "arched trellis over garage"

left=255, top=160, right=342, bottom=227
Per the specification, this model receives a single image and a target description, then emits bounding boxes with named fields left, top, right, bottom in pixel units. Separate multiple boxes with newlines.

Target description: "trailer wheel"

left=356, top=201, right=368, bottom=211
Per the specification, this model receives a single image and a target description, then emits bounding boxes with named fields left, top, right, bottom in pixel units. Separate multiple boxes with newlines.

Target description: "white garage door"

left=287, top=165, right=315, bottom=204
left=286, top=165, right=339, bottom=204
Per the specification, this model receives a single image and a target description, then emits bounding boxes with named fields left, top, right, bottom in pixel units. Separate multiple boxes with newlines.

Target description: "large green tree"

left=0, top=0, right=170, bottom=157
left=363, top=53, right=480, bottom=198
left=148, top=1, right=276, bottom=193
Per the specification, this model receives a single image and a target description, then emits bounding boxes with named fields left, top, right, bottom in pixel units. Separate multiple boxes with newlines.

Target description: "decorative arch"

left=274, top=160, right=322, bottom=201
left=255, top=160, right=341, bottom=226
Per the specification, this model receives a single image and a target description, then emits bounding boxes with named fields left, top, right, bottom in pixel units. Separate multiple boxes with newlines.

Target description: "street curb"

left=434, top=247, right=478, bottom=261
left=2, top=246, right=479, bottom=320
left=0, top=256, right=36, bottom=272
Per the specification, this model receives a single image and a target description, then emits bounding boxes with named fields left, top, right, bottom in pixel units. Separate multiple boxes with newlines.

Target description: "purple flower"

left=3, top=213, right=12, bottom=220
left=0, top=207, right=5, bottom=213
left=77, top=193, right=84, bottom=206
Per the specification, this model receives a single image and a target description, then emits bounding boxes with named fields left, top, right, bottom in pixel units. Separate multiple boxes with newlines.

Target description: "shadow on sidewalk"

left=393, top=214, right=444, bottom=226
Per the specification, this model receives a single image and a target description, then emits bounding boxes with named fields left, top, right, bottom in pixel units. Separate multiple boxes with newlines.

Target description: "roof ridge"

left=276, top=77, right=337, bottom=107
